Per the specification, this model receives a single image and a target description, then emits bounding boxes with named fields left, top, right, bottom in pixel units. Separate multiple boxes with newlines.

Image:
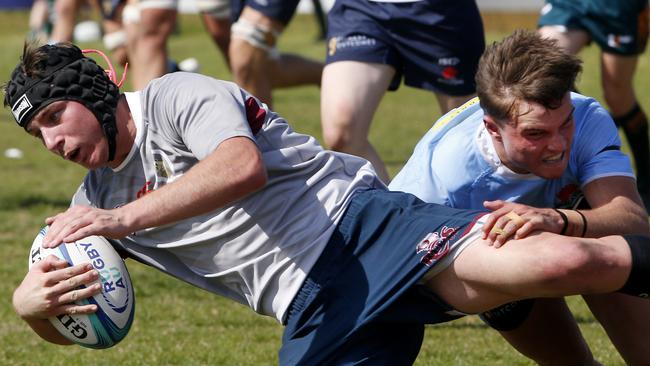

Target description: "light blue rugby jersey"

left=389, top=94, right=635, bottom=209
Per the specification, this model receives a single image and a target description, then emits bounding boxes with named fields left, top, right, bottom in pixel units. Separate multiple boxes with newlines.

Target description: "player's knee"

left=322, top=107, right=363, bottom=151
left=323, top=126, right=353, bottom=152
left=229, top=53, right=258, bottom=86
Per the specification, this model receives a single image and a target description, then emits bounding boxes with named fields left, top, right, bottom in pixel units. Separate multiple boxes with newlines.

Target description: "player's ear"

left=483, top=115, right=503, bottom=142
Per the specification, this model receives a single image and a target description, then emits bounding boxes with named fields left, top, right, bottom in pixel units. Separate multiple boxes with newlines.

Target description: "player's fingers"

left=514, top=221, right=535, bottom=240
left=493, top=219, right=522, bottom=247
left=58, top=283, right=102, bottom=305
left=48, top=263, right=97, bottom=289
left=505, top=211, right=525, bottom=226
left=61, top=223, right=97, bottom=244
left=483, top=200, right=506, bottom=210
left=482, top=217, right=498, bottom=239
left=59, top=303, right=98, bottom=316
left=43, top=222, right=66, bottom=248
left=34, top=255, right=69, bottom=273
left=483, top=211, right=508, bottom=239
left=43, top=207, right=90, bottom=247
left=487, top=213, right=512, bottom=242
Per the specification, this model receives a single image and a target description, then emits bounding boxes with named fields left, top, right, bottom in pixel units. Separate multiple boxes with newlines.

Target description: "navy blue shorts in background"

left=325, top=0, right=485, bottom=95
left=279, top=189, right=486, bottom=365
left=231, top=0, right=301, bottom=25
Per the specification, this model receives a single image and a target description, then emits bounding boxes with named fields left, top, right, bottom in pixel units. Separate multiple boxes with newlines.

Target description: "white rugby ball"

left=28, top=227, right=135, bottom=349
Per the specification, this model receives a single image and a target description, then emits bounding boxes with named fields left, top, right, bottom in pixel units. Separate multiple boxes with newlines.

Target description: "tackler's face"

left=25, top=100, right=110, bottom=170
left=490, top=93, right=575, bottom=179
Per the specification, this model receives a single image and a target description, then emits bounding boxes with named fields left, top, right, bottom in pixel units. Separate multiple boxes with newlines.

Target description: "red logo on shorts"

left=442, top=66, right=459, bottom=80
left=416, top=226, right=458, bottom=266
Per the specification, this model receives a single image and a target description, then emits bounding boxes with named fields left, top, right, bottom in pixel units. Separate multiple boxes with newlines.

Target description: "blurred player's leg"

left=602, top=53, right=650, bottom=208
left=230, top=3, right=322, bottom=107
left=321, top=61, right=393, bottom=182
left=583, top=293, right=650, bottom=365
left=103, top=23, right=128, bottom=66
left=124, top=1, right=177, bottom=89
left=492, top=298, right=597, bottom=366
left=230, top=6, right=280, bottom=105
left=269, top=54, right=322, bottom=89
left=29, top=0, right=51, bottom=40
left=51, top=0, right=84, bottom=42
left=198, top=0, right=231, bottom=68
left=538, top=26, right=590, bottom=54
left=435, top=93, right=476, bottom=115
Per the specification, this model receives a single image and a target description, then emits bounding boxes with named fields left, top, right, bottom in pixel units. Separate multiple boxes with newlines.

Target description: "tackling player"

left=539, top=0, right=650, bottom=210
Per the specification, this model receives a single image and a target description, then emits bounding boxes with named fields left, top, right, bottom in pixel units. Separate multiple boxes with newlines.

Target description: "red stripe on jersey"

left=245, top=97, right=266, bottom=134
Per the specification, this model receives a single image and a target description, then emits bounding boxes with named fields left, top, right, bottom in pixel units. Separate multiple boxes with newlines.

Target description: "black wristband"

left=575, top=210, right=588, bottom=237
left=553, top=209, right=568, bottom=235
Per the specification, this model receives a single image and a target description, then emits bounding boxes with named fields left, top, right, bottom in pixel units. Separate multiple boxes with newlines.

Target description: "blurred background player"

left=31, top=0, right=129, bottom=69
left=229, top=0, right=323, bottom=107
left=123, top=0, right=231, bottom=89
left=538, top=0, right=650, bottom=209
left=28, top=0, right=51, bottom=41
left=49, top=0, right=86, bottom=42
left=320, top=0, right=485, bottom=182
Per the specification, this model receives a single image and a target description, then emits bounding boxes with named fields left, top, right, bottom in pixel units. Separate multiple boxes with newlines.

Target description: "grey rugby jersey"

left=72, top=73, right=383, bottom=322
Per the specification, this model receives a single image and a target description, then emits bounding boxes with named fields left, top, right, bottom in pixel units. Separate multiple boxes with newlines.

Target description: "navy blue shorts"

left=538, top=0, right=649, bottom=55
left=325, top=0, right=485, bottom=95
left=279, top=190, right=486, bottom=365
left=231, top=0, right=301, bottom=25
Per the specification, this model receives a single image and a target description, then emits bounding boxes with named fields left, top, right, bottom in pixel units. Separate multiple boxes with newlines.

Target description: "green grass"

left=0, top=10, right=641, bottom=365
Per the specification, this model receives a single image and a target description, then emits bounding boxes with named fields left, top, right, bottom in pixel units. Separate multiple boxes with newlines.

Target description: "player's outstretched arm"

left=13, top=256, right=101, bottom=344
left=42, top=136, right=267, bottom=247
left=579, top=176, right=650, bottom=237
left=482, top=176, right=650, bottom=247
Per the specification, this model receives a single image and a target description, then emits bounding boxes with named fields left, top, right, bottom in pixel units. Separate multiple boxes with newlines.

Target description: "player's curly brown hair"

left=475, top=29, right=582, bottom=123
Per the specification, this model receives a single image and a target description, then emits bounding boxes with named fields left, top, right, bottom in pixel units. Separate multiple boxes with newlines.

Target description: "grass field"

left=0, top=9, right=645, bottom=365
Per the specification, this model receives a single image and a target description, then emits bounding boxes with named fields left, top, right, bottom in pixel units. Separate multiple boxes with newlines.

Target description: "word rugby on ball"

left=28, top=227, right=135, bottom=348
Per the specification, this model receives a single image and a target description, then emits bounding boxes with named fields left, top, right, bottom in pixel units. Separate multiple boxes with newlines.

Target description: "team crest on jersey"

left=416, top=226, right=458, bottom=266
left=555, top=184, right=587, bottom=209
left=152, top=151, right=174, bottom=180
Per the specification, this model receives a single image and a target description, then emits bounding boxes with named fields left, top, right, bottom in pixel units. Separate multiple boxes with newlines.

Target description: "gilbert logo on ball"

left=28, top=227, right=135, bottom=348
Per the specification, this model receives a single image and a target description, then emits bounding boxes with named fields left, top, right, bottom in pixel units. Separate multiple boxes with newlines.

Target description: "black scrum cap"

left=4, top=44, right=120, bottom=161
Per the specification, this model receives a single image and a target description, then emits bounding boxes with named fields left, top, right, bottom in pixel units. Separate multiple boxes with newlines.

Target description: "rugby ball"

left=28, top=227, right=135, bottom=349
